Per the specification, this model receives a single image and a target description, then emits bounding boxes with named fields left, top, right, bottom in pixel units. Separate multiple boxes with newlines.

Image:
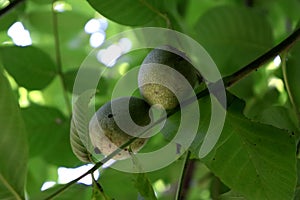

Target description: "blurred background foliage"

left=0, top=0, right=300, bottom=199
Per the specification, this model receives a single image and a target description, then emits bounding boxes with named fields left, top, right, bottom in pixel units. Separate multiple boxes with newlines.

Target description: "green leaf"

left=209, top=176, right=230, bottom=199
left=63, top=69, right=108, bottom=95
left=26, top=157, right=58, bottom=196
left=184, top=0, right=217, bottom=28
left=27, top=11, right=88, bottom=39
left=285, top=41, right=300, bottom=118
left=100, top=168, right=140, bottom=199
left=134, top=173, right=157, bottom=200
left=70, top=117, right=91, bottom=163
left=200, top=95, right=297, bottom=200
left=32, top=183, right=92, bottom=200
left=87, top=0, right=165, bottom=26
left=254, top=0, right=298, bottom=42
left=195, top=5, right=273, bottom=75
left=0, top=1, right=25, bottom=31
left=0, top=45, right=56, bottom=90
left=0, top=72, right=28, bottom=200
left=41, top=77, right=70, bottom=115
left=21, top=105, right=79, bottom=166
left=294, top=159, right=300, bottom=200
left=71, top=90, right=95, bottom=161
left=243, top=87, right=299, bottom=133
left=254, top=106, right=299, bottom=133
left=244, top=88, right=282, bottom=119
left=25, top=10, right=92, bottom=71
left=91, top=180, right=113, bottom=200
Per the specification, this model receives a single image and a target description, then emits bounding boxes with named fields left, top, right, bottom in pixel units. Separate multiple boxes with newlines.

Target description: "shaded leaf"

left=0, top=45, right=56, bottom=90
left=21, top=105, right=79, bottom=166
left=209, top=176, right=230, bottom=199
left=27, top=11, right=88, bottom=40
left=219, top=190, right=246, bottom=200
left=25, top=9, right=92, bottom=71
left=41, top=77, right=71, bottom=115
left=100, top=168, right=139, bottom=199
left=87, top=0, right=165, bottom=26
left=63, top=68, right=108, bottom=95
left=243, top=87, right=299, bottom=134
left=285, top=41, right=300, bottom=118
left=0, top=72, right=28, bottom=199
left=71, top=90, right=95, bottom=161
left=294, top=159, right=300, bottom=200
left=134, top=173, right=157, bottom=200
left=0, top=1, right=25, bottom=31
left=254, top=1, right=299, bottom=43
left=244, top=88, right=282, bottom=119
left=184, top=0, right=217, bottom=28
left=70, top=117, right=91, bottom=163
left=195, top=5, right=273, bottom=75
left=255, top=106, right=299, bottom=133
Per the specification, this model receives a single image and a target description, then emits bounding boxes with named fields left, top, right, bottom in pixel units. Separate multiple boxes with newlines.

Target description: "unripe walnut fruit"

left=138, top=46, right=198, bottom=110
left=89, top=97, right=151, bottom=160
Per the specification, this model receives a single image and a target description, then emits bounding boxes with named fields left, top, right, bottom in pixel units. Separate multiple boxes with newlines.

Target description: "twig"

left=281, top=51, right=300, bottom=126
left=51, top=0, right=72, bottom=116
left=44, top=27, right=300, bottom=199
left=0, top=0, right=25, bottom=17
left=175, top=151, right=190, bottom=200
left=176, top=151, right=197, bottom=200
left=91, top=173, right=103, bottom=192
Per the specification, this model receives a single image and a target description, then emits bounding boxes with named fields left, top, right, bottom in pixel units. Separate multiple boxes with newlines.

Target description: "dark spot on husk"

left=94, top=147, right=101, bottom=154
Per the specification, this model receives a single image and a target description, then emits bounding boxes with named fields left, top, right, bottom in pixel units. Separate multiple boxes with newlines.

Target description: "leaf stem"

left=0, top=0, right=25, bottom=17
left=51, top=1, right=72, bottom=116
left=91, top=172, right=105, bottom=194
left=0, top=174, right=22, bottom=200
left=44, top=27, right=300, bottom=200
left=281, top=51, right=300, bottom=126
left=175, top=151, right=196, bottom=200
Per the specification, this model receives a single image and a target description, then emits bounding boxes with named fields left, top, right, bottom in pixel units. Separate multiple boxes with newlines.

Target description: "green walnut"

left=89, top=97, right=151, bottom=160
left=138, top=46, right=199, bottom=110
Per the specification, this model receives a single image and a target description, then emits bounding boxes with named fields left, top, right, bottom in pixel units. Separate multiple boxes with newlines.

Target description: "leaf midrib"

left=0, top=174, right=22, bottom=200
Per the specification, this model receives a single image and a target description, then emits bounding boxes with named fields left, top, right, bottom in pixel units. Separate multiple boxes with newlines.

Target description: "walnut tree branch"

left=44, top=27, right=300, bottom=200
